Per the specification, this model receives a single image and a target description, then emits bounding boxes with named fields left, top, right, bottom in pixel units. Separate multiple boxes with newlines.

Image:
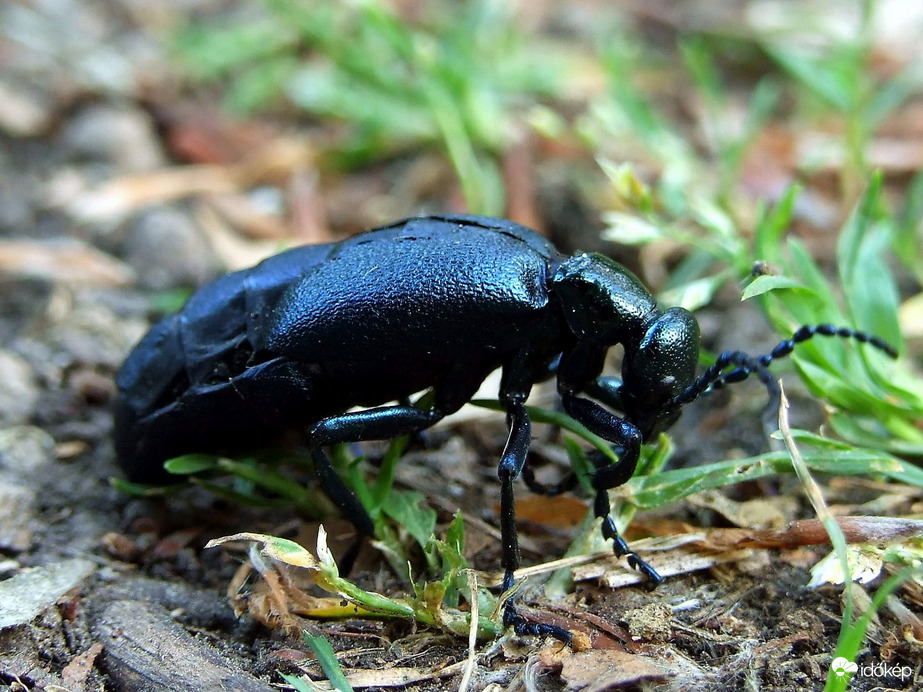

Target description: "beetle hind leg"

left=308, top=405, right=445, bottom=570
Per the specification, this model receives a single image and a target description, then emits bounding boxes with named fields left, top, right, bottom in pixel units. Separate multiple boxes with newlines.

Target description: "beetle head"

left=554, top=254, right=701, bottom=438
left=620, top=307, right=700, bottom=439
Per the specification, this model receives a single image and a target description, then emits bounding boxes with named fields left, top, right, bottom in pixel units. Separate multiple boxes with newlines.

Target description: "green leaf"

left=436, top=513, right=470, bottom=606
left=109, top=477, right=179, bottom=497
left=163, top=453, right=221, bottom=475
left=175, top=18, right=295, bottom=82
left=866, top=63, right=916, bottom=128
left=659, top=274, right=728, bottom=312
left=444, top=512, right=465, bottom=559
left=215, top=458, right=319, bottom=510
left=780, top=239, right=844, bottom=324
left=741, top=275, right=807, bottom=300
left=601, top=211, right=665, bottom=245
left=837, top=172, right=881, bottom=291
left=766, top=43, right=853, bottom=112
left=370, top=436, right=409, bottom=511
left=189, top=479, right=289, bottom=508
left=836, top=174, right=902, bottom=350
left=791, top=359, right=884, bottom=411
left=894, top=169, right=923, bottom=279
left=279, top=673, right=318, bottom=692
left=825, top=568, right=923, bottom=691
left=302, top=632, right=355, bottom=692
left=381, top=489, right=437, bottom=551
left=225, top=56, right=298, bottom=114
left=563, top=436, right=594, bottom=495
left=621, top=437, right=923, bottom=511
left=828, top=412, right=923, bottom=456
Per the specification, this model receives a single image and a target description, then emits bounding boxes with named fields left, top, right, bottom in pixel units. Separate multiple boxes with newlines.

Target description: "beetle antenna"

left=668, top=350, right=778, bottom=413
left=666, top=323, right=898, bottom=413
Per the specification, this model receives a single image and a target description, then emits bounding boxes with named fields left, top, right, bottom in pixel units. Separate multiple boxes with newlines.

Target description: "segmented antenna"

left=666, top=324, right=898, bottom=413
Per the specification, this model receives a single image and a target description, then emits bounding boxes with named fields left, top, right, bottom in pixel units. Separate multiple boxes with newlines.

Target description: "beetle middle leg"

left=496, top=400, right=574, bottom=643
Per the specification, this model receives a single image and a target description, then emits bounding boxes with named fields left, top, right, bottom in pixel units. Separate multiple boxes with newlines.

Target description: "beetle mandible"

left=114, top=214, right=897, bottom=643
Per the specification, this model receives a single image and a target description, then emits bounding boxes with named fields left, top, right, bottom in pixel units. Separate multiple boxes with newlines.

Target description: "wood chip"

left=91, top=599, right=274, bottom=692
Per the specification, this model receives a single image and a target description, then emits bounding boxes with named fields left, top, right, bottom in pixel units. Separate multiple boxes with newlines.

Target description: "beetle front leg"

left=561, top=392, right=662, bottom=586
left=591, top=468, right=663, bottom=587
left=585, top=375, right=624, bottom=412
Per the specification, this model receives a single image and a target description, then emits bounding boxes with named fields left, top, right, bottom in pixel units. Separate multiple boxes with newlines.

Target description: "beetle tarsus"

left=601, top=514, right=661, bottom=586
left=502, top=600, right=574, bottom=645
left=627, top=554, right=663, bottom=587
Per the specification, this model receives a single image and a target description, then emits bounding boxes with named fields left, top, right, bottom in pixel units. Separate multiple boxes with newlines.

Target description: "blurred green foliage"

left=176, top=0, right=577, bottom=215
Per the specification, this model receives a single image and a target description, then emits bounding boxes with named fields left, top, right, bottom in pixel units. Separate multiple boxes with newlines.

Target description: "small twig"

left=458, top=570, right=479, bottom=692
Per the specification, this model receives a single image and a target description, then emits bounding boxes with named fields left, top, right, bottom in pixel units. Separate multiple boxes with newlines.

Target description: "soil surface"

left=1, top=2, right=922, bottom=691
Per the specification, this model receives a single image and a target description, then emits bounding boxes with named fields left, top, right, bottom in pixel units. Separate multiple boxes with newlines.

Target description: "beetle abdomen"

left=115, top=356, right=332, bottom=482
left=114, top=215, right=566, bottom=481
left=115, top=244, right=336, bottom=479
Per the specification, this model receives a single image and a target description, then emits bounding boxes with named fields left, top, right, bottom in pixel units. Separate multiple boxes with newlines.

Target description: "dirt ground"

left=2, top=1, right=922, bottom=691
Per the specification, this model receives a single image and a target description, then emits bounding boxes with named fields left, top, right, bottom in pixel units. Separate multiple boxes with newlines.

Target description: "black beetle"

left=114, top=214, right=897, bottom=643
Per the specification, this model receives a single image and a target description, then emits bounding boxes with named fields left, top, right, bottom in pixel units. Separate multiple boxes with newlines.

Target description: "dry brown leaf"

left=544, top=603, right=640, bottom=652
left=0, top=239, right=134, bottom=287
left=572, top=537, right=754, bottom=589
left=796, top=132, right=923, bottom=177
left=502, top=128, right=541, bottom=232
left=516, top=494, right=589, bottom=528
left=149, top=528, right=200, bottom=560
left=195, top=202, right=289, bottom=272
left=204, top=193, right=291, bottom=240
left=570, top=517, right=923, bottom=590
left=69, top=137, right=315, bottom=223
left=288, top=169, right=332, bottom=244
left=687, top=491, right=798, bottom=530
left=709, top=516, right=923, bottom=550
left=161, top=104, right=279, bottom=166
left=55, top=440, right=89, bottom=459
left=884, top=594, right=923, bottom=641
left=539, top=647, right=704, bottom=691
left=60, top=642, right=104, bottom=690
left=865, top=137, right=923, bottom=174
